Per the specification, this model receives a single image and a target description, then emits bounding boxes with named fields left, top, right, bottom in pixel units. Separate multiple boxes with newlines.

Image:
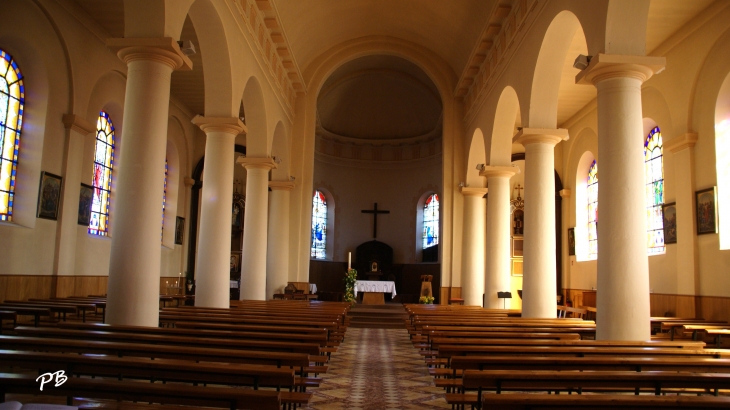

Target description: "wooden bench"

left=2, top=301, right=78, bottom=322
left=15, top=327, right=322, bottom=356
left=445, top=370, right=730, bottom=408
left=27, top=298, right=97, bottom=322
left=480, top=393, right=730, bottom=409
left=0, top=372, right=281, bottom=410
left=0, top=311, right=17, bottom=333
left=0, top=335, right=314, bottom=372
left=0, top=306, right=51, bottom=327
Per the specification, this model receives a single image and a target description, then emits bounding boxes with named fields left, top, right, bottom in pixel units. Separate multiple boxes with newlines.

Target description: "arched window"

left=162, top=158, right=168, bottom=236
left=423, top=193, right=439, bottom=249
left=89, top=111, right=115, bottom=236
left=311, top=190, right=327, bottom=259
left=0, top=50, right=24, bottom=222
left=645, top=126, right=664, bottom=254
left=587, top=160, right=598, bottom=260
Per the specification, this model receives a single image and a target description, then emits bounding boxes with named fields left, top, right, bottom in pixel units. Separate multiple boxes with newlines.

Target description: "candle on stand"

left=348, top=252, right=351, bottom=270
left=178, top=272, right=182, bottom=288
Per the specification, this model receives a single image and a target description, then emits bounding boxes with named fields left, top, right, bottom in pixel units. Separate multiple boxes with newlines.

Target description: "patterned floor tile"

left=304, top=327, right=447, bottom=410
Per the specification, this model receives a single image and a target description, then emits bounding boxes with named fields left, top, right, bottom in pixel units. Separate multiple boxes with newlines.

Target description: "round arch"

left=490, top=86, right=521, bottom=166
left=242, top=76, right=269, bottom=157
left=466, top=129, right=486, bottom=188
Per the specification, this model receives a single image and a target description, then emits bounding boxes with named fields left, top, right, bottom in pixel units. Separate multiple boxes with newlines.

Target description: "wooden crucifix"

left=361, top=202, right=390, bottom=238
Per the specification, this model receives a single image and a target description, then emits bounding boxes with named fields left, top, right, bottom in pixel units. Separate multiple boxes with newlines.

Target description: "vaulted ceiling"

left=71, top=0, right=717, bottom=129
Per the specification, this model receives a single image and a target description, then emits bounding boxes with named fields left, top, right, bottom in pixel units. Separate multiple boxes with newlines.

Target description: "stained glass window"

left=645, top=126, right=665, bottom=254
left=89, top=111, right=115, bottom=236
left=587, top=160, right=598, bottom=260
left=423, top=193, right=439, bottom=249
left=161, top=158, right=168, bottom=237
left=311, top=190, right=327, bottom=259
left=0, top=50, right=24, bottom=222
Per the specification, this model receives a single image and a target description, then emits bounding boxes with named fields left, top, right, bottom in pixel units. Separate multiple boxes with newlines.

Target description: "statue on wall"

left=510, top=184, right=525, bottom=236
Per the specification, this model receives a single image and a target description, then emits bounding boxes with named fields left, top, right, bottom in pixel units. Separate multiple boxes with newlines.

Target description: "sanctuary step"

left=348, top=304, right=409, bottom=329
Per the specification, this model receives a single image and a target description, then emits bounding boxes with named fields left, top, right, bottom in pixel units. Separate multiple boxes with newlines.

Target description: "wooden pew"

left=0, top=335, right=313, bottom=371
left=0, top=306, right=51, bottom=327
left=0, top=373, right=281, bottom=410
left=0, top=311, right=16, bottom=333
left=480, top=393, right=730, bottom=409
left=27, top=298, right=97, bottom=322
left=56, top=322, right=331, bottom=347
left=13, top=327, right=322, bottom=356
left=455, top=370, right=730, bottom=406
left=1, top=301, right=78, bottom=322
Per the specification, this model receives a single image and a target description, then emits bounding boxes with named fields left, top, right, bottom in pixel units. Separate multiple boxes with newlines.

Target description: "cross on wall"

left=361, top=202, right=390, bottom=238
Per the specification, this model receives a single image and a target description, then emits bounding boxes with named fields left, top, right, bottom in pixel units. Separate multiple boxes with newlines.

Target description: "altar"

left=354, top=280, right=397, bottom=305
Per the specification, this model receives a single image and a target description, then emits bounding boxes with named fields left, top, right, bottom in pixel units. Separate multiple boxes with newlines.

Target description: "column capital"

left=665, top=132, right=698, bottom=153
left=559, top=189, right=571, bottom=198
left=236, top=156, right=278, bottom=171
left=192, top=116, right=247, bottom=136
left=480, top=165, right=519, bottom=179
left=107, top=37, right=193, bottom=70
left=576, top=53, right=666, bottom=85
left=269, top=180, right=296, bottom=190
left=460, top=187, right=487, bottom=197
left=513, top=128, right=568, bottom=146
left=62, top=114, right=95, bottom=135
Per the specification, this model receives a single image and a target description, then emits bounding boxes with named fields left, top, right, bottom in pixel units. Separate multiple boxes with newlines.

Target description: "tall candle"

left=348, top=252, right=351, bottom=270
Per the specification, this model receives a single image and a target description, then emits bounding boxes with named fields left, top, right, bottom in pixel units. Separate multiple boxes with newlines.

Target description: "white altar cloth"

left=354, top=280, right=397, bottom=297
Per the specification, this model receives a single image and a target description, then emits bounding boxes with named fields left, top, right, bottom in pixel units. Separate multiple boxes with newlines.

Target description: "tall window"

left=161, top=158, right=168, bottom=236
left=645, top=126, right=665, bottom=254
left=0, top=49, right=24, bottom=222
left=587, top=160, right=598, bottom=260
left=311, top=190, right=327, bottom=259
left=422, top=193, right=439, bottom=249
left=89, top=111, right=115, bottom=236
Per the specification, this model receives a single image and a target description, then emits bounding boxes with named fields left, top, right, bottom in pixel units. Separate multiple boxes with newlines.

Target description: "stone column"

left=104, top=38, right=191, bottom=326
left=577, top=53, right=665, bottom=340
left=480, top=166, right=518, bottom=309
left=266, top=181, right=295, bottom=299
left=192, top=117, right=245, bottom=308
left=237, top=157, right=277, bottom=300
left=513, top=129, right=568, bottom=318
left=460, top=187, right=488, bottom=306
left=54, top=115, right=95, bottom=284
left=666, top=134, right=699, bottom=302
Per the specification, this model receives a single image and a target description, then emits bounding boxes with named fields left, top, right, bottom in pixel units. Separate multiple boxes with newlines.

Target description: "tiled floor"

left=305, top=328, right=448, bottom=410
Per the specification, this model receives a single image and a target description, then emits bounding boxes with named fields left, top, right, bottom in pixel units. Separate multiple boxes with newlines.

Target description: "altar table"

left=354, top=280, right=397, bottom=305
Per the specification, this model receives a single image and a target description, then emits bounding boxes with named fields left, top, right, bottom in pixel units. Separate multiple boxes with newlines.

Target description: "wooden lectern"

left=420, top=275, right=433, bottom=298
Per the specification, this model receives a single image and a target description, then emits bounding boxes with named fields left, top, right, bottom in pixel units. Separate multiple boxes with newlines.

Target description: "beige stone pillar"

left=480, top=166, right=518, bottom=309
left=666, top=133, right=699, bottom=299
left=53, top=115, right=95, bottom=283
left=266, top=181, right=295, bottom=299
left=237, top=157, right=277, bottom=300
left=577, top=53, right=665, bottom=340
left=513, top=129, right=568, bottom=318
left=104, top=38, right=191, bottom=326
left=460, top=187, right=488, bottom=306
left=192, top=117, right=246, bottom=308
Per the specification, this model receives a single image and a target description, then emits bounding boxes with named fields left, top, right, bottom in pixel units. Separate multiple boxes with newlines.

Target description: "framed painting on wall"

left=78, top=183, right=93, bottom=225
left=175, top=216, right=185, bottom=245
left=695, top=187, right=718, bottom=235
left=511, top=236, right=523, bottom=258
left=37, top=171, right=63, bottom=220
left=662, top=202, right=677, bottom=244
left=511, top=259, right=523, bottom=276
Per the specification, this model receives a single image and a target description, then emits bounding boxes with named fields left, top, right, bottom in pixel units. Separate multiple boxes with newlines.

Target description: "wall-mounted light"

left=476, top=164, right=486, bottom=171
left=273, top=156, right=282, bottom=164
left=458, top=182, right=466, bottom=188
left=289, top=176, right=296, bottom=182
left=573, top=54, right=591, bottom=70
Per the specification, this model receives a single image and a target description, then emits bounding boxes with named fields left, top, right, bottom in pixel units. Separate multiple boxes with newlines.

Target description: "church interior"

left=2, top=0, right=730, bottom=408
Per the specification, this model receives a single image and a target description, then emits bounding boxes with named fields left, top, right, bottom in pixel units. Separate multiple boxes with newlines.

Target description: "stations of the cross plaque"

left=361, top=202, right=390, bottom=238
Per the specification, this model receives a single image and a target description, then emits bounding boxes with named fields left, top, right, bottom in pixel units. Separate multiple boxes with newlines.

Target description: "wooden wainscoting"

left=0, top=275, right=108, bottom=301
left=563, top=288, right=730, bottom=323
